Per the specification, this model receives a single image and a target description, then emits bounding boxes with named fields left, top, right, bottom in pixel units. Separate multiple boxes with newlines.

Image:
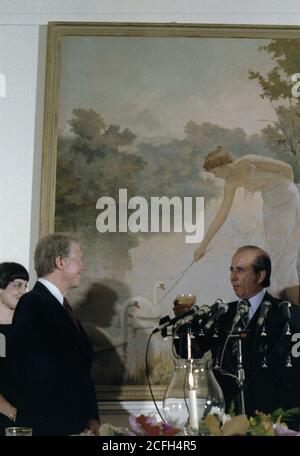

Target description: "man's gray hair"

left=34, top=233, right=79, bottom=278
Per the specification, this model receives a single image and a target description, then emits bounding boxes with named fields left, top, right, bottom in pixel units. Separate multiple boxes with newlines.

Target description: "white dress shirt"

left=38, top=278, right=64, bottom=306
left=245, top=288, right=266, bottom=322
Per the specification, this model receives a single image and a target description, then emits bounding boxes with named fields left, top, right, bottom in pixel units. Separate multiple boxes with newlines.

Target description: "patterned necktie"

left=63, top=297, right=80, bottom=333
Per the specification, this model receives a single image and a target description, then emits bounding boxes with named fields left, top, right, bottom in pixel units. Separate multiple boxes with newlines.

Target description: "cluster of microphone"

left=153, top=298, right=292, bottom=335
left=153, top=298, right=228, bottom=335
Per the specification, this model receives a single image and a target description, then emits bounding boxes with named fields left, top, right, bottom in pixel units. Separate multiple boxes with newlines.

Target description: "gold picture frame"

left=41, top=22, right=300, bottom=400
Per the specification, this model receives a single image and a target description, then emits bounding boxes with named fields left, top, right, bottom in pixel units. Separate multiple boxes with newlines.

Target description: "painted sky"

left=59, top=35, right=276, bottom=139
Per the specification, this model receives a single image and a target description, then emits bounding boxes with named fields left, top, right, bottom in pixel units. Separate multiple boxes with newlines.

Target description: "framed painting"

left=41, top=22, right=300, bottom=400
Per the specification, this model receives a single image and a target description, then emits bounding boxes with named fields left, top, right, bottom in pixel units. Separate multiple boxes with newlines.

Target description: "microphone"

left=232, top=300, right=249, bottom=327
left=152, top=304, right=200, bottom=334
left=257, top=301, right=272, bottom=328
left=279, top=301, right=291, bottom=322
left=174, top=302, right=219, bottom=329
left=204, top=299, right=229, bottom=331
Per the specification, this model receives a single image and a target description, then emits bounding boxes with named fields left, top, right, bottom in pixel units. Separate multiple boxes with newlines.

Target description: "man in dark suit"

left=174, top=245, right=300, bottom=419
left=11, top=233, right=100, bottom=436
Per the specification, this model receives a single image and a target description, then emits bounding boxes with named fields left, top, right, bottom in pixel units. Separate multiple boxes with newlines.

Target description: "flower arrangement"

left=97, top=408, right=300, bottom=437
left=99, top=415, right=182, bottom=437
left=201, top=411, right=298, bottom=436
left=192, top=407, right=300, bottom=436
left=249, top=408, right=300, bottom=436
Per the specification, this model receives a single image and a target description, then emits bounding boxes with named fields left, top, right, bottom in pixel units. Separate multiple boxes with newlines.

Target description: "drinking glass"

left=175, top=294, right=196, bottom=306
left=5, top=427, right=33, bottom=436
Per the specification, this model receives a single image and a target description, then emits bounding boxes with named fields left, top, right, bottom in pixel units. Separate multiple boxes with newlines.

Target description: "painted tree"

left=56, top=108, right=143, bottom=273
left=249, top=39, right=300, bottom=180
left=56, top=107, right=142, bottom=231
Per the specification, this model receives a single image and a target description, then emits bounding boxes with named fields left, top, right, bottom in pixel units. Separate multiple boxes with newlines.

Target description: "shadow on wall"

left=76, top=278, right=173, bottom=390
left=76, top=279, right=131, bottom=387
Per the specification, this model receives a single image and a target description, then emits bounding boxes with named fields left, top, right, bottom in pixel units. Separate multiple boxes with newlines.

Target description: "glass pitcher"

left=163, top=358, right=225, bottom=434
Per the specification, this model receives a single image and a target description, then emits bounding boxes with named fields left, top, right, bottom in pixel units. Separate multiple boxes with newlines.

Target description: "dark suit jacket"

left=0, top=324, right=14, bottom=435
left=176, top=292, right=300, bottom=419
left=11, top=282, right=99, bottom=436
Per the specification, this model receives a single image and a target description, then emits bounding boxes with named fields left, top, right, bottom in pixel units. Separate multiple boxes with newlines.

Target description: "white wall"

left=0, top=25, right=40, bottom=270
left=1, top=0, right=300, bottom=425
left=2, top=0, right=300, bottom=25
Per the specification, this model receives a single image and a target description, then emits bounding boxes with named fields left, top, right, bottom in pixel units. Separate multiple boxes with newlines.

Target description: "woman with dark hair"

left=0, top=262, right=29, bottom=434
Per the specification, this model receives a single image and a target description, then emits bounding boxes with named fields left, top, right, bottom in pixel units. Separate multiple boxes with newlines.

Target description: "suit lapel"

left=33, top=282, right=83, bottom=341
left=33, top=282, right=93, bottom=362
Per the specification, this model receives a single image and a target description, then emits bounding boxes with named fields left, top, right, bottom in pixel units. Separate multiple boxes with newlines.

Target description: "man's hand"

left=86, top=418, right=100, bottom=436
left=173, top=298, right=194, bottom=318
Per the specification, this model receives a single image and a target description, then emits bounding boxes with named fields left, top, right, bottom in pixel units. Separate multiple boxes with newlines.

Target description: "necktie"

left=63, top=297, right=80, bottom=333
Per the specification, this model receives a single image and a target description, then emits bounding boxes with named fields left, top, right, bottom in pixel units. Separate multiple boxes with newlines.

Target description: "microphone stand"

left=185, top=323, right=199, bottom=431
left=284, top=320, right=292, bottom=368
left=186, top=323, right=194, bottom=361
left=258, top=324, right=268, bottom=368
left=234, top=326, right=246, bottom=415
